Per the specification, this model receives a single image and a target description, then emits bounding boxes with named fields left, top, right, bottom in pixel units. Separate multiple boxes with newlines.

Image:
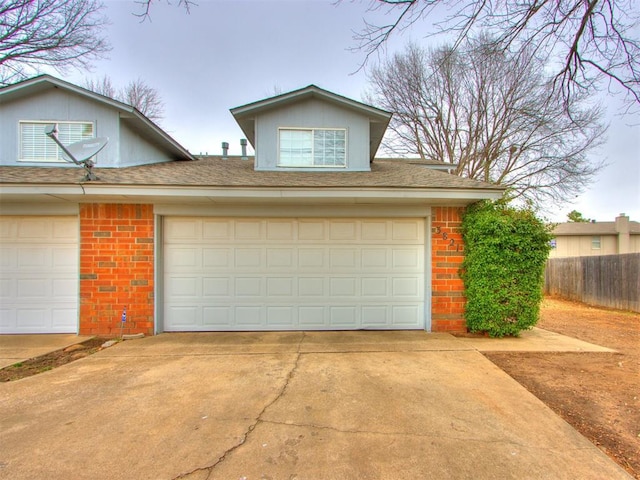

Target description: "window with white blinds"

left=20, top=121, right=94, bottom=162
left=278, top=128, right=346, bottom=167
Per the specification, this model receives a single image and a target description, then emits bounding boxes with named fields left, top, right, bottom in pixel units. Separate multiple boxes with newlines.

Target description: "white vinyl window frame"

left=19, top=121, right=95, bottom=163
left=277, top=127, right=347, bottom=168
left=591, top=236, right=601, bottom=249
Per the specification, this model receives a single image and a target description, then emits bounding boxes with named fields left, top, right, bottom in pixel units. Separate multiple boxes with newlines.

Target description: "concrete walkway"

left=0, top=330, right=630, bottom=479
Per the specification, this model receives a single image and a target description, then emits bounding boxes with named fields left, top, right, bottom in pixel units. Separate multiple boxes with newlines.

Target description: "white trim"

left=155, top=204, right=431, bottom=217
left=154, top=214, right=163, bottom=335
left=424, top=214, right=432, bottom=332
left=0, top=185, right=505, bottom=202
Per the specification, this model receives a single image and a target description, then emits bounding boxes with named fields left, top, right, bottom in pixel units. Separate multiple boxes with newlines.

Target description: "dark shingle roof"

left=0, top=157, right=502, bottom=191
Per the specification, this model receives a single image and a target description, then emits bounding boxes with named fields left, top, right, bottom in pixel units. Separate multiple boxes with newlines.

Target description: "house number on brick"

left=434, top=226, right=460, bottom=251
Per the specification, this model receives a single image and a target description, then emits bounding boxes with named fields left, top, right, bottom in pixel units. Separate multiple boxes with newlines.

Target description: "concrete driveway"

left=0, top=331, right=631, bottom=479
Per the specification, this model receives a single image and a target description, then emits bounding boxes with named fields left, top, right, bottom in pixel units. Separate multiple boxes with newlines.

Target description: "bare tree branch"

left=349, top=0, right=640, bottom=108
left=366, top=37, right=607, bottom=209
left=0, top=0, right=110, bottom=85
left=133, top=0, right=197, bottom=21
left=84, top=75, right=164, bottom=122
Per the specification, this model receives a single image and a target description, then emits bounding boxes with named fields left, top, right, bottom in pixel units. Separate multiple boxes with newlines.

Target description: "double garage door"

left=164, top=217, right=426, bottom=331
left=0, top=216, right=78, bottom=334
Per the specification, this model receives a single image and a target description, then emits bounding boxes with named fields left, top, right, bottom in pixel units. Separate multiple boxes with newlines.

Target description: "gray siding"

left=118, top=120, right=175, bottom=167
left=0, top=89, right=118, bottom=167
left=254, top=98, right=371, bottom=172
left=1, top=88, right=174, bottom=168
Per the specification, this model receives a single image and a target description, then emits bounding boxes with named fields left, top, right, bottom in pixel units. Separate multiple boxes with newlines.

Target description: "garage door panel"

left=392, top=277, right=421, bottom=297
left=361, top=277, right=388, bottom=297
left=202, top=219, right=231, bottom=239
left=298, top=277, right=325, bottom=296
left=0, top=278, right=13, bottom=299
left=164, top=217, right=425, bottom=331
left=330, top=277, right=357, bottom=297
left=203, top=277, right=230, bottom=297
left=167, top=277, right=199, bottom=297
left=392, top=249, right=422, bottom=269
left=236, top=306, right=263, bottom=326
left=266, top=277, right=294, bottom=296
left=298, top=221, right=325, bottom=241
left=165, top=247, right=199, bottom=268
left=266, top=306, right=295, bottom=327
left=298, top=248, right=324, bottom=268
left=165, top=218, right=200, bottom=240
left=52, top=277, right=77, bottom=298
left=393, top=305, right=423, bottom=325
left=52, top=308, right=78, bottom=327
left=362, top=305, right=389, bottom=326
left=235, top=249, right=262, bottom=268
left=329, top=221, right=357, bottom=241
left=266, top=249, right=294, bottom=269
left=235, top=220, right=262, bottom=240
left=329, top=248, right=358, bottom=269
left=361, top=220, right=388, bottom=240
left=202, top=306, right=230, bottom=326
left=19, top=248, right=49, bottom=268
left=266, top=221, right=295, bottom=240
left=52, top=247, right=77, bottom=269
left=203, top=248, right=231, bottom=268
left=329, top=306, right=358, bottom=326
left=299, top=306, right=326, bottom=327
left=166, top=306, right=199, bottom=327
left=0, top=216, right=79, bottom=333
left=235, top=277, right=262, bottom=297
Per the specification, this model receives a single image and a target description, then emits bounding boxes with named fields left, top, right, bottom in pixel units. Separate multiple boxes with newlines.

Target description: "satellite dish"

left=44, top=124, right=108, bottom=181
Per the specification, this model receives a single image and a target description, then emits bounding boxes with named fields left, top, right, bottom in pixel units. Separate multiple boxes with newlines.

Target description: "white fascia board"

left=0, top=184, right=503, bottom=201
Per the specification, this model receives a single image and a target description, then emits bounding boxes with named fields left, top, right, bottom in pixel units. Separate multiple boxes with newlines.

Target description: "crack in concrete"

left=256, top=418, right=592, bottom=453
left=172, top=332, right=306, bottom=480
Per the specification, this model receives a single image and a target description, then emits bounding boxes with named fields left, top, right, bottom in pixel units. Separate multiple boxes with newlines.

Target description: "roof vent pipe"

left=222, top=142, right=229, bottom=159
left=240, top=138, right=248, bottom=160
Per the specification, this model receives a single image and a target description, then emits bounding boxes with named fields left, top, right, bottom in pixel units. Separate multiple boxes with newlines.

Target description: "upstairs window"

left=20, top=121, right=94, bottom=163
left=279, top=128, right=346, bottom=167
left=591, top=236, right=601, bottom=249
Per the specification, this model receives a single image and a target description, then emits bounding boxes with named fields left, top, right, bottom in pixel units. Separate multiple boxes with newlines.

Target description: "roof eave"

left=1, top=75, right=195, bottom=161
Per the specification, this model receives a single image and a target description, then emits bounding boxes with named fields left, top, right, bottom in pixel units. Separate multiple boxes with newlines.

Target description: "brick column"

left=431, top=207, right=466, bottom=332
left=79, top=204, right=154, bottom=336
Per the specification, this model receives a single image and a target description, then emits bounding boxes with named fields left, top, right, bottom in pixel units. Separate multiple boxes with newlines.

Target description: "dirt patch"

left=485, top=298, right=640, bottom=478
left=0, top=337, right=113, bottom=382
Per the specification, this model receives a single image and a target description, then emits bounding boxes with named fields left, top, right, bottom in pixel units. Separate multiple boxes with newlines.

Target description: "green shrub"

left=461, top=201, right=553, bottom=337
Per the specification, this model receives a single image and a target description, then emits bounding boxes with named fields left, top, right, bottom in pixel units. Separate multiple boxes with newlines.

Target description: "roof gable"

left=230, top=85, right=392, bottom=161
left=0, top=75, right=194, bottom=162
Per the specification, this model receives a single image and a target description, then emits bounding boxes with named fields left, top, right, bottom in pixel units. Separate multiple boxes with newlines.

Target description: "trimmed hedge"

left=461, top=201, right=553, bottom=337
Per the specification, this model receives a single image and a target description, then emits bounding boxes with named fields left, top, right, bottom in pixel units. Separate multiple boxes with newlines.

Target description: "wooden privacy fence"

left=544, top=253, right=640, bottom=312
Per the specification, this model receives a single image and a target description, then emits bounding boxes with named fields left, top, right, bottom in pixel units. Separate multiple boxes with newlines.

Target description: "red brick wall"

left=431, top=206, right=466, bottom=332
left=79, top=204, right=154, bottom=336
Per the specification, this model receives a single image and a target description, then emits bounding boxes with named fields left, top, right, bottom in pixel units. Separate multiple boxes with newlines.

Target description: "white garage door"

left=0, top=216, right=78, bottom=334
left=164, top=218, right=425, bottom=331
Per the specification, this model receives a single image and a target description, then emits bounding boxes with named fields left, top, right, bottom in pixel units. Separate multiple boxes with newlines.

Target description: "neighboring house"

left=549, top=214, right=640, bottom=258
left=0, top=76, right=503, bottom=336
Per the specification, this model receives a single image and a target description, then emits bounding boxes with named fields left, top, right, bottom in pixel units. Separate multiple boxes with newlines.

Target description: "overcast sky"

left=57, top=0, right=639, bottom=223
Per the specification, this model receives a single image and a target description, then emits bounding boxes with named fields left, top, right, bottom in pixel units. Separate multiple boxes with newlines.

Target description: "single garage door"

left=0, top=216, right=78, bottom=334
left=164, top=217, right=426, bottom=331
